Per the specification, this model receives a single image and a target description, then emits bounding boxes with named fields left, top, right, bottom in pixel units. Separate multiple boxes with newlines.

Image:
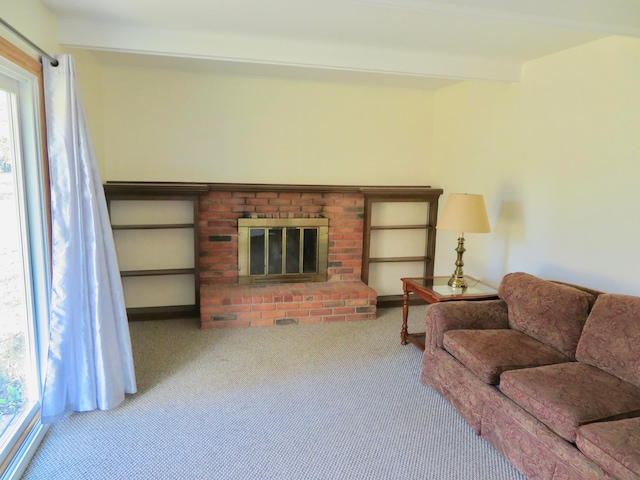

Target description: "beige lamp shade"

left=437, top=193, right=491, bottom=233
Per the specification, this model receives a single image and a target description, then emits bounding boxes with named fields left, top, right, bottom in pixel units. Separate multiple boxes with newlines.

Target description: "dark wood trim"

left=361, top=193, right=443, bottom=202
left=376, top=294, right=428, bottom=309
left=104, top=183, right=207, bottom=321
left=111, top=223, right=194, bottom=230
left=104, top=182, right=209, bottom=198
left=120, top=268, right=195, bottom=277
left=369, top=256, right=430, bottom=263
left=126, top=305, right=200, bottom=321
left=371, top=224, right=432, bottom=230
left=193, top=196, right=201, bottom=310
left=207, top=183, right=439, bottom=194
left=360, top=188, right=443, bottom=289
left=361, top=194, right=374, bottom=284
left=405, top=332, right=426, bottom=351
left=425, top=199, right=440, bottom=277
left=105, top=181, right=440, bottom=195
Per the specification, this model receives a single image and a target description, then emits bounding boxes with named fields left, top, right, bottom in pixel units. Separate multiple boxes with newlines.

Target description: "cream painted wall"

left=101, top=66, right=435, bottom=185
left=2, top=0, right=106, bottom=175
left=432, top=36, right=640, bottom=295
left=2, top=0, right=58, bottom=57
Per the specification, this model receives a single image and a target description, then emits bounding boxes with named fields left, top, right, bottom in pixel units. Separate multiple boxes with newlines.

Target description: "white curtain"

left=41, top=55, right=136, bottom=424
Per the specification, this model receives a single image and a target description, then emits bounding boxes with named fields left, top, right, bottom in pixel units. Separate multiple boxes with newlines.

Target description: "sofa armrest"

left=425, top=299, right=510, bottom=354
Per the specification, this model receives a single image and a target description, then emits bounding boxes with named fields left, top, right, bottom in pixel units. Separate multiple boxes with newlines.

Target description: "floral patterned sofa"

left=420, top=272, right=640, bottom=480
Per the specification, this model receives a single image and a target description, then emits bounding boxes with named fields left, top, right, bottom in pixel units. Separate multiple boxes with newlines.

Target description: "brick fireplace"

left=198, top=187, right=377, bottom=328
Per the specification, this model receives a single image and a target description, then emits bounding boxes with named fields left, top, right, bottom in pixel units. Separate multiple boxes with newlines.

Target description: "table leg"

left=401, top=285, right=409, bottom=345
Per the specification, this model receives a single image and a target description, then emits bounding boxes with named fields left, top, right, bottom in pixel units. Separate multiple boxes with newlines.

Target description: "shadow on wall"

left=487, top=199, right=527, bottom=281
left=536, top=265, right=627, bottom=296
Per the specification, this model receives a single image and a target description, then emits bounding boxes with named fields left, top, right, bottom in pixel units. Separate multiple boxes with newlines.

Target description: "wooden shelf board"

left=371, top=224, right=430, bottom=230
left=369, top=256, right=428, bottom=263
left=105, top=181, right=443, bottom=197
left=376, top=294, right=428, bottom=308
left=112, top=223, right=194, bottom=230
left=126, top=304, right=200, bottom=321
left=406, top=332, right=426, bottom=351
left=120, top=268, right=195, bottom=277
left=104, top=182, right=209, bottom=198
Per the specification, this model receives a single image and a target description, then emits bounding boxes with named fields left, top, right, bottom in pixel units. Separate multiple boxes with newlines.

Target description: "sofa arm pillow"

left=576, top=294, right=640, bottom=389
left=498, top=272, right=595, bottom=359
left=425, top=299, right=509, bottom=354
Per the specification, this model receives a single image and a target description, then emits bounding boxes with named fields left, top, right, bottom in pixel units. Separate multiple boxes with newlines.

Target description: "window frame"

left=0, top=35, right=51, bottom=480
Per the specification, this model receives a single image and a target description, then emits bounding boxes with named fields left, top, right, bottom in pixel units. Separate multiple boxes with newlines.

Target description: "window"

left=0, top=39, right=50, bottom=479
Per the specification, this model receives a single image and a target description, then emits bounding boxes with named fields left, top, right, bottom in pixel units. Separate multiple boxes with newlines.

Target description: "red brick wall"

left=200, top=281, right=377, bottom=328
left=199, top=190, right=364, bottom=285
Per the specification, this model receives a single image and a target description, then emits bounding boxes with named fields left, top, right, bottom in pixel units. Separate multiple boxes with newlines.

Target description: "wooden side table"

left=401, top=276, right=499, bottom=351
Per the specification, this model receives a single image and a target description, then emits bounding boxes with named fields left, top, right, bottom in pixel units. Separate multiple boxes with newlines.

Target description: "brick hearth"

left=200, top=281, right=377, bottom=328
left=198, top=188, right=377, bottom=328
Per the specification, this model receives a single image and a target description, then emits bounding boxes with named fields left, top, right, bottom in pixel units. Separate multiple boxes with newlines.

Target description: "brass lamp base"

left=448, top=274, right=467, bottom=289
left=448, top=234, right=468, bottom=290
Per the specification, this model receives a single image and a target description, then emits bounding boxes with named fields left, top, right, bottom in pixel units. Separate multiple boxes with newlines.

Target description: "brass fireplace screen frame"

left=238, top=218, right=329, bottom=284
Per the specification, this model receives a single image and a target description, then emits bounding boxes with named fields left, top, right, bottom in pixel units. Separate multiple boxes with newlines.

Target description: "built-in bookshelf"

left=361, top=187, right=443, bottom=307
left=104, top=182, right=209, bottom=321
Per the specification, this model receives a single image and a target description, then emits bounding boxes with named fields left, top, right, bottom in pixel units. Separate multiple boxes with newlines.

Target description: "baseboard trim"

left=376, top=294, right=428, bottom=309
left=126, top=305, right=200, bottom=321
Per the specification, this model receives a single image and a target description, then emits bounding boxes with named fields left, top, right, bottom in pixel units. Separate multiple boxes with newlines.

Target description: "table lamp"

left=437, top=193, right=491, bottom=289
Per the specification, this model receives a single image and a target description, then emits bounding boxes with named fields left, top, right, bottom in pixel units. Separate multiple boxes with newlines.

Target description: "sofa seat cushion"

left=577, top=417, right=640, bottom=480
left=498, top=272, right=596, bottom=359
left=442, top=329, right=571, bottom=385
left=500, top=362, right=640, bottom=442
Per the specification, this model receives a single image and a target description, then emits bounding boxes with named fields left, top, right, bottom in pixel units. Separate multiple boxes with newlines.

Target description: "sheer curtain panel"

left=41, top=55, right=136, bottom=423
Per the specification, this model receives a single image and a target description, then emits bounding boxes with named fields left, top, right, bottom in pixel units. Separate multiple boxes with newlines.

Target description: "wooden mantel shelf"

left=104, top=182, right=210, bottom=197
left=104, top=181, right=442, bottom=197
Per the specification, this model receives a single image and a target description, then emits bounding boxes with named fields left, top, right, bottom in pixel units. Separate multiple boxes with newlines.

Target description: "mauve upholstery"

left=577, top=417, right=640, bottom=480
left=418, top=272, right=640, bottom=479
left=576, top=294, right=640, bottom=389
left=482, top=394, right=610, bottom=480
left=424, top=299, right=509, bottom=354
left=422, top=346, right=502, bottom=433
left=421, top=299, right=511, bottom=433
left=498, top=272, right=596, bottom=359
left=500, top=362, right=640, bottom=443
left=443, top=329, right=571, bottom=385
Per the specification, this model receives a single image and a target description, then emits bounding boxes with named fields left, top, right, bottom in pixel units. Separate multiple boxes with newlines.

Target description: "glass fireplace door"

left=239, top=218, right=328, bottom=284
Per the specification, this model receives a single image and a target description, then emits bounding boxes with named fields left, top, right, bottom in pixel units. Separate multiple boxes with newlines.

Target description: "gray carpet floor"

left=22, top=306, right=525, bottom=479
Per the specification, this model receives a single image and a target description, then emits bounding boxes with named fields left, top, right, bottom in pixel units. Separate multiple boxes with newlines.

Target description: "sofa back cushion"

left=498, top=272, right=596, bottom=359
left=576, top=294, right=640, bottom=388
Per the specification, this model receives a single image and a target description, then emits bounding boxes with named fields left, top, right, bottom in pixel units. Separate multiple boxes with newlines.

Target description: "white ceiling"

left=40, top=0, right=640, bottom=90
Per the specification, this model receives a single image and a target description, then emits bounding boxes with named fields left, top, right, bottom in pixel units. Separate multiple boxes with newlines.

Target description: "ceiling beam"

left=57, top=19, right=522, bottom=83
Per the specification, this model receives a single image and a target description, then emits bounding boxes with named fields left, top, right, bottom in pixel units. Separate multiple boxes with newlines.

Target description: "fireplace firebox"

left=238, top=218, right=329, bottom=284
